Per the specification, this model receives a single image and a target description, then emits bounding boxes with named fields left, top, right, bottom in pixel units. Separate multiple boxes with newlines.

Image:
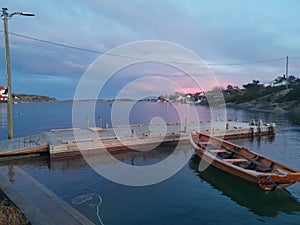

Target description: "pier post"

left=250, top=127, right=254, bottom=137
left=131, top=129, right=136, bottom=138
left=269, top=123, right=276, bottom=135
left=86, top=117, right=90, bottom=128
left=226, top=123, right=229, bottom=130
left=258, top=119, right=262, bottom=136
left=184, top=125, right=188, bottom=133
left=98, top=117, right=102, bottom=128
left=183, top=118, right=188, bottom=133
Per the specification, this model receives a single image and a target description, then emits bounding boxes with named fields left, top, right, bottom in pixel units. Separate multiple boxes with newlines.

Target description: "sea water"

left=0, top=101, right=300, bottom=225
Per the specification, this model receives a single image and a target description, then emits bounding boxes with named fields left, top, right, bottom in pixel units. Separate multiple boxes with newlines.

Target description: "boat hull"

left=193, top=133, right=300, bottom=191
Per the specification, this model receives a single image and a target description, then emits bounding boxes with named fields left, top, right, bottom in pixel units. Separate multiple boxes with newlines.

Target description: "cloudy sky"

left=0, top=0, right=299, bottom=99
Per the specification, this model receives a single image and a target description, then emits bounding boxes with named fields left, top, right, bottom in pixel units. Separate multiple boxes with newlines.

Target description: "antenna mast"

left=286, top=56, right=289, bottom=79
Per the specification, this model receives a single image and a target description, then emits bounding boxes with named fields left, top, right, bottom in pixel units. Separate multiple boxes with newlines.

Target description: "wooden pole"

left=2, top=8, right=13, bottom=139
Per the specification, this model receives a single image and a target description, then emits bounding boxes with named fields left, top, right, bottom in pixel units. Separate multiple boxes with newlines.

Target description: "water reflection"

left=189, top=155, right=300, bottom=217
left=248, top=134, right=276, bottom=144
left=0, top=104, right=7, bottom=129
left=112, top=145, right=176, bottom=166
left=289, top=112, right=300, bottom=126
left=0, top=144, right=189, bottom=172
left=0, top=155, right=50, bottom=168
left=229, top=135, right=276, bottom=147
left=48, top=146, right=185, bottom=170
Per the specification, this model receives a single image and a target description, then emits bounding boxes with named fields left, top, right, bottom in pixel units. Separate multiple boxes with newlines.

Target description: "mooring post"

left=184, top=118, right=189, bottom=133
left=226, top=123, right=229, bottom=130
left=250, top=127, right=254, bottom=137
left=131, top=129, right=136, bottom=138
left=269, top=123, right=276, bottom=135
left=86, top=117, right=90, bottom=128
left=258, top=119, right=262, bottom=136
left=98, top=117, right=102, bottom=128
left=184, top=125, right=188, bottom=133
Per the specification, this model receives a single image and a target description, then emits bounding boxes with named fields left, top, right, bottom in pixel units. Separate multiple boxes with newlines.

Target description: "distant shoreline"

left=9, top=95, right=159, bottom=103
left=13, top=94, right=57, bottom=103
left=225, top=101, right=300, bottom=119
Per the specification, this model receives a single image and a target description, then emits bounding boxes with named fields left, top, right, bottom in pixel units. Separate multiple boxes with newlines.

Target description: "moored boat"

left=191, top=132, right=300, bottom=191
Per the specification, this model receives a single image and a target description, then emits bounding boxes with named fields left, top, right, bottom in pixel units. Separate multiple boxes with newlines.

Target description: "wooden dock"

left=0, top=121, right=276, bottom=159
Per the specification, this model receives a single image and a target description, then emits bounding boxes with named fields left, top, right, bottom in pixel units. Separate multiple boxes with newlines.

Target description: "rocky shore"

left=13, top=94, right=57, bottom=103
left=0, top=190, right=30, bottom=225
left=224, top=83, right=300, bottom=113
left=226, top=96, right=300, bottom=114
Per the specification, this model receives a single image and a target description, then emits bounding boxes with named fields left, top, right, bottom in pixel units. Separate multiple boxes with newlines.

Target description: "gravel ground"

left=0, top=190, right=30, bottom=225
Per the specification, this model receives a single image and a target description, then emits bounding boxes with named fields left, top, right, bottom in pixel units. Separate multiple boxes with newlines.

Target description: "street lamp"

left=1, top=7, right=34, bottom=139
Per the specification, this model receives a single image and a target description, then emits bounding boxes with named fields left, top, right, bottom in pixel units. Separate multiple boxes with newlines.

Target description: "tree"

left=225, top=84, right=240, bottom=94
left=242, top=80, right=262, bottom=90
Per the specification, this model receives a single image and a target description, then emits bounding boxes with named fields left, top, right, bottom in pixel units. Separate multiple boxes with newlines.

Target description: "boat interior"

left=195, top=137, right=294, bottom=175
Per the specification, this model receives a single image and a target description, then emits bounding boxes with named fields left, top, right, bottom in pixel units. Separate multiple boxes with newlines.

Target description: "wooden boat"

left=191, top=132, right=300, bottom=191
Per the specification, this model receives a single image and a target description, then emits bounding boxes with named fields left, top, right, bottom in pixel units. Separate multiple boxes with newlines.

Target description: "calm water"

left=0, top=101, right=300, bottom=225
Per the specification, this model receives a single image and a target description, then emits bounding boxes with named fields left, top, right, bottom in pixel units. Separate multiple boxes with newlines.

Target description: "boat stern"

left=258, top=173, right=300, bottom=191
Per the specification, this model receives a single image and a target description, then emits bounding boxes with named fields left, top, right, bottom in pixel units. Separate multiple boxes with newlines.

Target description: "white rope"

left=72, top=193, right=104, bottom=225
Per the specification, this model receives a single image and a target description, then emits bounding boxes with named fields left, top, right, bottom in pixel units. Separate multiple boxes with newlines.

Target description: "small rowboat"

left=191, top=132, right=300, bottom=191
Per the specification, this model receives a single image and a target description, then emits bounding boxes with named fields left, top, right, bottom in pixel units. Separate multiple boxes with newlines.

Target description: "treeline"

left=224, top=76, right=300, bottom=103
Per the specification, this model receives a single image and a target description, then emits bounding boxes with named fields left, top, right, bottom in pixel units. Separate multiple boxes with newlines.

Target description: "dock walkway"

left=0, top=121, right=275, bottom=159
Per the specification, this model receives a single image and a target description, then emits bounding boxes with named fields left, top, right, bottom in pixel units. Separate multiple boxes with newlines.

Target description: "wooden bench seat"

left=209, top=149, right=228, bottom=153
left=224, top=158, right=248, bottom=163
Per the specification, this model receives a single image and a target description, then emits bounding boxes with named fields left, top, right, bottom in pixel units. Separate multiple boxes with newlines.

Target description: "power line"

left=3, top=31, right=104, bottom=54
left=0, top=30, right=298, bottom=66
left=205, top=57, right=286, bottom=66
left=0, top=30, right=155, bottom=62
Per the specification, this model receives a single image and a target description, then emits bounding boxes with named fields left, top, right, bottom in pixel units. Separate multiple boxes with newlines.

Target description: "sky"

left=0, top=0, right=299, bottom=99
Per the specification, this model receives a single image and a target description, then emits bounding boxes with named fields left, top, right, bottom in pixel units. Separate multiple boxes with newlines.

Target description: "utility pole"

left=286, top=56, right=289, bottom=79
left=285, top=56, right=289, bottom=89
left=1, top=7, right=34, bottom=139
left=2, top=8, right=13, bottom=139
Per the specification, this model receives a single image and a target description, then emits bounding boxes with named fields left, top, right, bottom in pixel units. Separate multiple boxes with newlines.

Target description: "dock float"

left=0, top=121, right=276, bottom=159
left=0, top=166, right=95, bottom=225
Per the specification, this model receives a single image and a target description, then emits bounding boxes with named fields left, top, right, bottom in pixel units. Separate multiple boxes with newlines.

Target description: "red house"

left=0, top=86, right=8, bottom=102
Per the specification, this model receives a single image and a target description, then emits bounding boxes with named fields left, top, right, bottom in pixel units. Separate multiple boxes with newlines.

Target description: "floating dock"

left=0, top=121, right=276, bottom=159
left=0, top=120, right=276, bottom=225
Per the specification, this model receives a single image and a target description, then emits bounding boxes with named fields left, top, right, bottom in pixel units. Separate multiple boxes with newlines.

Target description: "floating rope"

left=72, top=193, right=104, bottom=225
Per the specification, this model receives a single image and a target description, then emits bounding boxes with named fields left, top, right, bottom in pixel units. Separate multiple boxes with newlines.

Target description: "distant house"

left=270, top=75, right=300, bottom=87
left=270, top=76, right=288, bottom=87
left=0, top=86, right=8, bottom=102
